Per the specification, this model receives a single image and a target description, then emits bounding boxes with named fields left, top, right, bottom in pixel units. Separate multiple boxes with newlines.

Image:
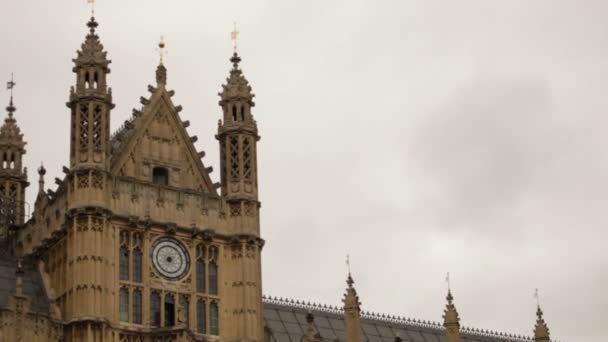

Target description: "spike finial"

left=6, top=73, right=16, bottom=118
left=346, top=254, right=354, bottom=288
left=86, top=16, right=99, bottom=34
left=231, top=22, right=239, bottom=53
left=87, top=0, right=96, bottom=17
left=158, top=35, right=167, bottom=65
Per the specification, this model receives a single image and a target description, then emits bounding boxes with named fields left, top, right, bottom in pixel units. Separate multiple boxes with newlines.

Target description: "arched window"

left=152, top=167, right=169, bottom=186
left=93, top=72, right=99, bottom=88
left=150, top=292, right=161, bottom=327
left=133, top=289, right=142, bottom=324
left=196, top=259, right=205, bottom=293
left=232, top=104, right=238, bottom=121
left=85, top=72, right=90, bottom=88
left=132, top=249, right=142, bottom=283
left=240, top=105, right=245, bottom=121
left=119, top=288, right=129, bottom=322
left=208, top=261, right=218, bottom=295
left=165, top=294, right=175, bottom=327
left=119, top=246, right=129, bottom=281
left=197, top=299, right=206, bottom=334
left=210, top=302, right=219, bottom=335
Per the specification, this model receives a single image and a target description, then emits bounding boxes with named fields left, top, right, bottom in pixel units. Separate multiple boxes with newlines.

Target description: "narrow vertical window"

left=151, top=292, right=161, bottom=328
left=165, top=294, right=175, bottom=327
left=197, top=299, right=206, bottom=334
left=132, top=289, right=142, bottom=324
left=119, top=288, right=129, bottom=322
left=232, top=104, right=237, bottom=121
left=196, top=259, right=205, bottom=293
left=132, top=249, right=142, bottom=283
left=179, top=295, right=189, bottom=326
left=119, top=246, right=129, bottom=281
left=208, top=261, right=218, bottom=295
left=210, top=301, right=219, bottom=335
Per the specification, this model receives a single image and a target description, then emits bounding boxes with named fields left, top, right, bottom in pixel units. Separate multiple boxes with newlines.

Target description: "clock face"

left=151, top=237, right=190, bottom=280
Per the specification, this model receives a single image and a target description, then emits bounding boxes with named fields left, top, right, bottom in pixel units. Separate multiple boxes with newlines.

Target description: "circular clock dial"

left=151, top=237, right=190, bottom=280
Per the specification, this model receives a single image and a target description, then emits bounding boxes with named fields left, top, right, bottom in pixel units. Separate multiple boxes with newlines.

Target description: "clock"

left=151, top=237, right=190, bottom=280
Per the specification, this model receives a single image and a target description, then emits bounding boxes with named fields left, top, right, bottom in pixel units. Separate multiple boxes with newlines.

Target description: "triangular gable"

left=111, top=87, right=216, bottom=194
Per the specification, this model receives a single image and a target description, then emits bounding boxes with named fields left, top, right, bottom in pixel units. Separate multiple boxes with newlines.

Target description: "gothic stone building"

left=0, top=16, right=555, bottom=342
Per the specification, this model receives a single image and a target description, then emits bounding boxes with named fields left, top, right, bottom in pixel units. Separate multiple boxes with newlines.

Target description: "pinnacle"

left=5, top=96, right=16, bottom=119
left=230, top=52, right=242, bottom=69
left=156, top=63, right=167, bottom=86
left=87, top=16, right=99, bottom=34
left=347, top=272, right=354, bottom=288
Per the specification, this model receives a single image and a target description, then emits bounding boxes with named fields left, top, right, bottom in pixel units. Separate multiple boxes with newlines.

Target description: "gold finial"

left=87, top=0, right=95, bottom=17
left=158, top=36, right=167, bottom=64
left=231, top=22, right=239, bottom=53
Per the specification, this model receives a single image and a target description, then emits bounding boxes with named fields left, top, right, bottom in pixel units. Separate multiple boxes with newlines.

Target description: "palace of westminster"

left=0, top=12, right=557, bottom=342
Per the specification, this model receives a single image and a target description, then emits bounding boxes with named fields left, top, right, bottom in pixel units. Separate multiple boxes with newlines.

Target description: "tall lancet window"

left=119, top=287, right=129, bottom=322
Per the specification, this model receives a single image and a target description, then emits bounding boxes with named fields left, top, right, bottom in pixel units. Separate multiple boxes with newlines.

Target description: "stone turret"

left=0, top=92, right=28, bottom=233
left=67, top=16, right=113, bottom=173
left=216, top=51, right=260, bottom=235
left=216, top=50, right=264, bottom=341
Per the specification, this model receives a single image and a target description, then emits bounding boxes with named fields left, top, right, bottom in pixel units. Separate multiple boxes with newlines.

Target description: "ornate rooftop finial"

left=87, top=16, right=99, bottom=35
left=6, top=73, right=16, bottom=118
left=37, top=163, right=46, bottom=196
left=156, top=36, right=168, bottom=86
left=230, top=51, right=242, bottom=70
left=158, top=35, right=167, bottom=65
left=533, top=290, right=550, bottom=342
left=231, top=22, right=239, bottom=53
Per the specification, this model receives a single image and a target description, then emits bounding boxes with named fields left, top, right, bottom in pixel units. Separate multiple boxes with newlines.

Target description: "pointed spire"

left=343, top=269, right=362, bottom=342
left=534, top=304, right=550, bottom=341
left=72, top=15, right=111, bottom=91
left=1, top=77, right=24, bottom=146
left=219, top=51, right=254, bottom=106
left=156, top=36, right=167, bottom=86
left=443, top=288, right=461, bottom=342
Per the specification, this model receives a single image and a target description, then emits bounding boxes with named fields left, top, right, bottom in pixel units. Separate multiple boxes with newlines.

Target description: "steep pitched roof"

left=0, top=254, right=50, bottom=314
left=263, top=296, right=535, bottom=342
left=110, top=70, right=217, bottom=194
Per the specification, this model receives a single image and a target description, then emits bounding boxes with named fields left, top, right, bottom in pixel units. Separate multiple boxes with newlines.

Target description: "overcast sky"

left=1, top=1, right=606, bottom=341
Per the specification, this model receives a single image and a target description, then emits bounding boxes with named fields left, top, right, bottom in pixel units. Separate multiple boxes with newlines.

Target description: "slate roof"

left=263, top=296, right=534, bottom=342
left=0, top=253, right=50, bottom=314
